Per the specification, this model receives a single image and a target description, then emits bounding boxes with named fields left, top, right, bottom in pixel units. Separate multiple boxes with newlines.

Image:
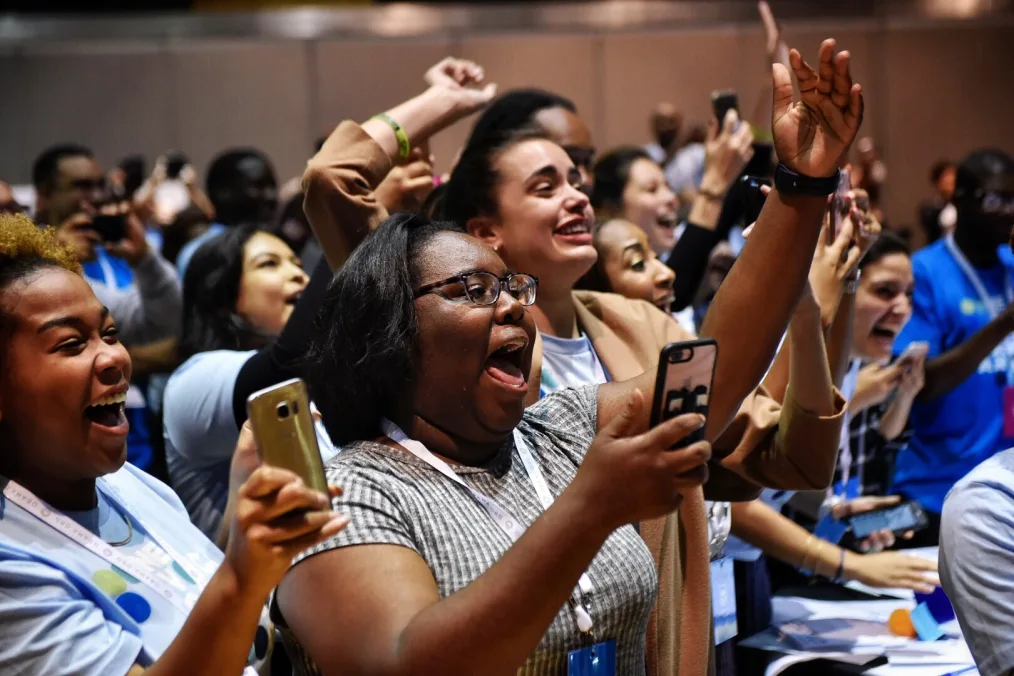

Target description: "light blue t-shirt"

left=538, top=332, right=611, bottom=398
left=164, top=350, right=338, bottom=538
left=940, top=447, right=1014, bottom=676
left=175, top=223, right=227, bottom=281
left=0, top=464, right=269, bottom=675
left=893, top=238, right=1014, bottom=514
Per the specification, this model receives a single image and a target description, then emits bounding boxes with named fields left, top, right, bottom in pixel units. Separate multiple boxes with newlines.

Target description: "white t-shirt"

left=538, top=332, right=611, bottom=397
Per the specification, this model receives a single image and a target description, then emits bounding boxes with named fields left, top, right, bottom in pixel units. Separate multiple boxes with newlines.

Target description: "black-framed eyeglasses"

left=414, top=271, right=539, bottom=307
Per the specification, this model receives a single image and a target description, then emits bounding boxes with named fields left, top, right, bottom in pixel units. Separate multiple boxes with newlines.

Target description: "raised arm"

left=304, top=58, right=496, bottom=271
left=599, top=39, right=863, bottom=442
left=920, top=308, right=1014, bottom=400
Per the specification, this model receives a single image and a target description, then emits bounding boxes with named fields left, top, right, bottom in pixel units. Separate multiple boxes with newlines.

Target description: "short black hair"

left=308, top=212, right=465, bottom=446
left=179, top=224, right=271, bottom=360
left=954, top=148, right=1014, bottom=200
left=591, top=146, right=654, bottom=218
left=32, top=143, right=94, bottom=190
left=860, top=229, right=910, bottom=269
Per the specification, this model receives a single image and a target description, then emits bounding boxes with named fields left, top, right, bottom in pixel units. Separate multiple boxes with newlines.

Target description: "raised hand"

left=424, top=57, right=498, bottom=120
left=224, top=423, right=348, bottom=596
left=701, top=110, right=755, bottom=197
left=570, top=390, right=711, bottom=530
left=103, top=201, right=150, bottom=267
left=853, top=361, right=904, bottom=412
left=376, top=147, right=436, bottom=213
left=772, top=39, right=863, bottom=178
left=807, top=213, right=861, bottom=327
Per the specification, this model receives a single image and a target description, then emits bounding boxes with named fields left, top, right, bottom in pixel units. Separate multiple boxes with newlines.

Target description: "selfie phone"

left=165, top=152, right=188, bottom=180
left=711, top=89, right=739, bottom=128
left=650, top=339, right=718, bottom=451
left=829, top=167, right=852, bottom=243
left=740, top=175, right=771, bottom=226
left=90, top=211, right=127, bottom=242
left=247, top=378, right=329, bottom=494
left=849, top=500, right=929, bottom=540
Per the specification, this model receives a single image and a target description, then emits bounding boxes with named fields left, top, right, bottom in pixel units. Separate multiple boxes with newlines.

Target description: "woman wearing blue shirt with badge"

left=892, top=148, right=1014, bottom=546
left=0, top=214, right=346, bottom=676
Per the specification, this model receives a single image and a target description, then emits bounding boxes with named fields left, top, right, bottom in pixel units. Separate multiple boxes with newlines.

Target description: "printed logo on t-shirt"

left=960, top=298, right=978, bottom=316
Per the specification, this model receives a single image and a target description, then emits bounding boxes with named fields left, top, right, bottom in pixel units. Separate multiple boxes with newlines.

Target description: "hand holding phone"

left=848, top=500, right=929, bottom=540
left=711, top=89, right=739, bottom=130
left=897, top=341, right=929, bottom=371
left=740, top=175, right=771, bottom=226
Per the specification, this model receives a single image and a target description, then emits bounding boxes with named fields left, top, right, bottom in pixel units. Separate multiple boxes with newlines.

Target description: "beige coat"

left=303, top=121, right=847, bottom=676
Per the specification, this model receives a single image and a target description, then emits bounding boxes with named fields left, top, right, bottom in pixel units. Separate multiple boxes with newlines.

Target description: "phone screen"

left=851, top=503, right=923, bottom=539
left=91, top=213, right=127, bottom=242
left=711, top=90, right=739, bottom=128
left=740, top=175, right=771, bottom=226
left=651, top=340, right=718, bottom=450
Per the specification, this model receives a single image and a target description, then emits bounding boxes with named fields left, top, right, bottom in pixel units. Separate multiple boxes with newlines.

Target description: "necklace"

left=103, top=498, right=134, bottom=548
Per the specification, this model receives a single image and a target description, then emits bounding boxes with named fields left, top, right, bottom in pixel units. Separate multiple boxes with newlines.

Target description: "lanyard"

left=835, top=359, right=862, bottom=497
left=380, top=419, right=596, bottom=633
left=945, top=233, right=1014, bottom=319
left=3, top=479, right=211, bottom=615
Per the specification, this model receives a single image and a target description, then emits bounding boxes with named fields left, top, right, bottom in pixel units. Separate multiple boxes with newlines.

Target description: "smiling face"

left=470, top=138, right=597, bottom=296
left=410, top=231, right=537, bottom=443
left=0, top=268, right=132, bottom=484
left=853, top=253, right=915, bottom=361
left=234, top=231, right=309, bottom=336
left=595, top=219, right=676, bottom=310
left=621, top=158, right=680, bottom=256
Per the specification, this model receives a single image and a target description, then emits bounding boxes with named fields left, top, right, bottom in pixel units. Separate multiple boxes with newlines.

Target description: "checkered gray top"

left=280, top=386, right=657, bottom=675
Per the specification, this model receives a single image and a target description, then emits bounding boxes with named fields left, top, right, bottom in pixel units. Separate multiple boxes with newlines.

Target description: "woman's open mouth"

left=656, top=213, right=679, bottom=230
left=554, top=218, right=593, bottom=245
left=484, top=337, right=528, bottom=391
left=84, top=391, right=129, bottom=432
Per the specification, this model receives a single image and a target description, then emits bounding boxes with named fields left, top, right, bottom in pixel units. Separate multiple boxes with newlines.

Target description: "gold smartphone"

left=247, top=378, right=329, bottom=494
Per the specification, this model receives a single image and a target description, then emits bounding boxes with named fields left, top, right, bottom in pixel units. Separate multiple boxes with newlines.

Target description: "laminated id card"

left=711, top=557, right=738, bottom=644
left=567, top=639, right=616, bottom=676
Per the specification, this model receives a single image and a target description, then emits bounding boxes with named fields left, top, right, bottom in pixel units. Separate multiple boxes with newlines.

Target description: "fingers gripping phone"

left=650, top=340, right=718, bottom=450
left=897, top=341, right=929, bottom=371
left=247, top=378, right=329, bottom=494
left=830, top=167, right=852, bottom=243
left=91, top=206, right=127, bottom=242
left=849, top=501, right=929, bottom=540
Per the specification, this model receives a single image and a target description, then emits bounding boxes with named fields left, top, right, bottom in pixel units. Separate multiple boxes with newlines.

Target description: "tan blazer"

left=303, top=121, right=847, bottom=676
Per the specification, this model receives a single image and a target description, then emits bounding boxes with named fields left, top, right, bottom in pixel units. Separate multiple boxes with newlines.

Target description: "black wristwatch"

left=774, top=164, right=841, bottom=197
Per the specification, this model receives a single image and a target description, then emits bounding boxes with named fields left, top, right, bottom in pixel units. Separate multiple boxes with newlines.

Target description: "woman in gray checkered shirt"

left=273, top=211, right=713, bottom=675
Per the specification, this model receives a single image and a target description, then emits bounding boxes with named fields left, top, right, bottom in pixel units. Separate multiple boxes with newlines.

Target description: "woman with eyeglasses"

left=291, top=44, right=862, bottom=674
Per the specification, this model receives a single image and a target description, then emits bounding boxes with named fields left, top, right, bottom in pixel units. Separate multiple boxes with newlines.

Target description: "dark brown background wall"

left=1, top=12, right=1012, bottom=231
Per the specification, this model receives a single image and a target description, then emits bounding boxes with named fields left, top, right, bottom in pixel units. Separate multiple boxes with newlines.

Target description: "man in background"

left=174, top=148, right=279, bottom=279
left=893, top=148, right=1014, bottom=546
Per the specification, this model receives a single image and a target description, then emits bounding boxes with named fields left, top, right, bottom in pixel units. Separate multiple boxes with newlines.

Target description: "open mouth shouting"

left=656, top=213, right=679, bottom=230
left=484, top=332, right=530, bottom=394
left=84, top=387, right=129, bottom=435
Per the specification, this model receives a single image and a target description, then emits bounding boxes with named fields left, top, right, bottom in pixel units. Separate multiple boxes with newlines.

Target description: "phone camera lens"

left=276, top=402, right=290, bottom=419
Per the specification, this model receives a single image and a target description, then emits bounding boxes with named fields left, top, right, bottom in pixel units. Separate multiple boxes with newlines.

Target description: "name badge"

left=567, top=639, right=616, bottom=676
left=1003, top=386, right=1014, bottom=439
left=711, top=557, right=738, bottom=644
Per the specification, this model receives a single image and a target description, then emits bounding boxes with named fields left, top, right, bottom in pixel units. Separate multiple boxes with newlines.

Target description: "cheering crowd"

left=2, top=4, right=1014, bottom=675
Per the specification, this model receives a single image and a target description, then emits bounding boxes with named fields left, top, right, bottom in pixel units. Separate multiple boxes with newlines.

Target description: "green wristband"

left=373, top=113, right=411, bottom=161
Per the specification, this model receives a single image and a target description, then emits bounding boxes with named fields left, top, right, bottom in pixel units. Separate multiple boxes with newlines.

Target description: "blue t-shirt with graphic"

left=892, top=238, right=1014, bottom=514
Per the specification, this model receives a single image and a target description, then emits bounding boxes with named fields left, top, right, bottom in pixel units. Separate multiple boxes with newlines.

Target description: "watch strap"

left=774, top=164, right=841, bottom=197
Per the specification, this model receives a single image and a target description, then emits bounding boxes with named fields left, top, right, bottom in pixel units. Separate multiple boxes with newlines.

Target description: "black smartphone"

left=829, top=167, right=852, bottom=243
left=165, top=152, right=188, bottom=180
left=90, top=212, right=127, bottom=242
left=849, top=501, right=929, bottom=540
left=650, top=339, right=718, bottom=451
left=740, top=175, right=771, bottom=226
left=711, top=89, right=739, bottom=127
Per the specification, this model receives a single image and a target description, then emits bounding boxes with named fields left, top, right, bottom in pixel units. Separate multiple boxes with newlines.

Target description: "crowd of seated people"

left=2, top=4, right=1014, bottom=675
